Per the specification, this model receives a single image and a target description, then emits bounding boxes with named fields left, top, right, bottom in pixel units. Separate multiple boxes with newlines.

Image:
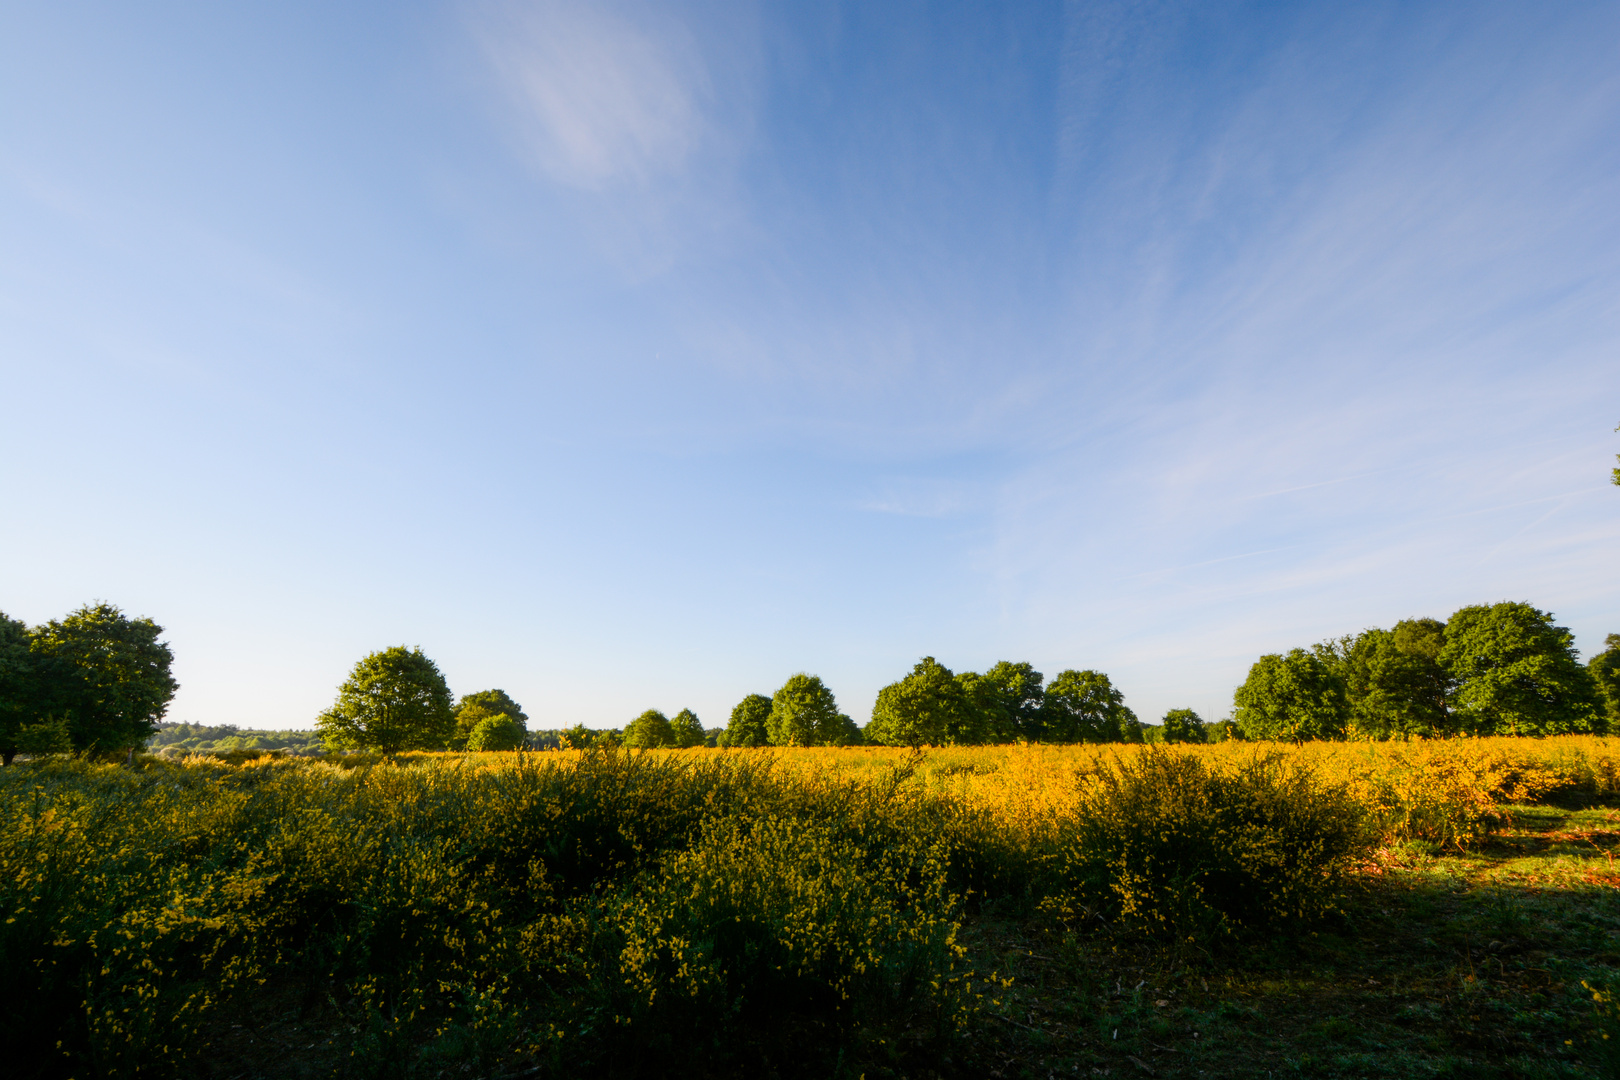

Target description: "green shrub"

left=1042, top=748, right=1371, bottom=939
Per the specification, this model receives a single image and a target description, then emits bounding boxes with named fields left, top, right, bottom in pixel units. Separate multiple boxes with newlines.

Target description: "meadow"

left=4, top=739, right=1619, bottom=1078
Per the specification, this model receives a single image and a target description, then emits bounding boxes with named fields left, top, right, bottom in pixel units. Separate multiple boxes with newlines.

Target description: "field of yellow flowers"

left=4, top=737, right=1619, bottom=1079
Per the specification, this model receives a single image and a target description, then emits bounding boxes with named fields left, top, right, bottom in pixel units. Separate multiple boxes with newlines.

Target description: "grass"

left=957, top=799, right=1620, bottom=1078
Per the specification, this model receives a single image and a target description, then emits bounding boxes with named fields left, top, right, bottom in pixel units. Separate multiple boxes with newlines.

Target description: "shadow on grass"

left=956, top=803, right=1620, bottom=1080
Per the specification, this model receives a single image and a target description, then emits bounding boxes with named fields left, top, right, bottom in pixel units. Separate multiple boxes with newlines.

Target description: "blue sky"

left=2, top=1, right=1617, bottom=732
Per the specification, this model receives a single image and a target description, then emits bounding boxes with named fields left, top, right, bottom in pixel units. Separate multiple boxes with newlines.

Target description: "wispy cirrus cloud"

left=471, top=0, right=713, bottom=190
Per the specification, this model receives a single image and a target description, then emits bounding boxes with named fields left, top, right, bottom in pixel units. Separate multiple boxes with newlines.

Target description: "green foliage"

left=956, top=661, right=1044, bottom=743
left=766, top=673, right=844, bottom=746
left=1441, top=602, right=1603, bottom=735
left=867, top=656, right=972, bottom=746
left=0, top=611, right=43, bottom=766
left=28, top=604, right=178, bottom=756
left=0, top=752, right=987, bottom=1078
left=1325, top=622, right=1456, bottom=738
left=452, top=689, right=529, bottom=750
left=1160, top=708, right=1207, bottom=744
left=1591, top=634, right=1620, bottom=732
left=1233, top=649, right=1349, bottom=741
left=623, top=709, right=674, bottom=748
left=1042, top=749, right=1367, bottom=938
left=466, top=713, right=526, bottom=751
left=1043, top=669, right=1139, bottom=743
left=145, top=722, right=324, bottom=756
left=316, top=646, right=455, bottom=754
left=722, top=693, right=772, bottom=747
left=668, top=707, right=705, bottom=748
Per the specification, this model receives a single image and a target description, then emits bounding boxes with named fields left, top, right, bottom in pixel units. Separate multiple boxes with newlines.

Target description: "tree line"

left=9, top=600, right=1617, bottom=761
left=1231, top=602, right=1620, bottom=740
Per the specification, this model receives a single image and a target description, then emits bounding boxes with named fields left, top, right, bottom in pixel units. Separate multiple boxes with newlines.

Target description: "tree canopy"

left=669, top=708, right=705, bottom=748
left=1441, top=603, right=1602, bottom=735
left=623, top=709, right=675, bottom=748
left=316, top=646, right=455, bottom=754
left=867, top=657, right=971, bottom=747
left=958, top=661, right=1044, bottom=743
left=1160, top=708, right=1207, bottom=744
left=452, top=689, right=529, bottom=750
left=1233, top=649, right=1349, bottom=741
left=465, top=713, right=526, bottom=751
left=766, top=674, right=845, bottom=746
left=1591, top=634, right=1620, bottom=732
left=1043, top=669, right=1140, bottom=743
left=30, top=603, right=178, bottom=756
left=722, top=693, right=772, bottom=747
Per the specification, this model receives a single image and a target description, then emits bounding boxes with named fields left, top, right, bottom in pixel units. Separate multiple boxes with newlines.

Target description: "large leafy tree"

left=623, top=709, right=675, bottom=748
left=1440, top=603, right=1603, bottom=735
left=958, top=661, right=1044, bottom=743
left=766, top=673, right=843, bottom=746
left=451, top=689, right=529, bottom=750
left=30, top=603, right=178, bottom=755
left=1590, top=634, right=1620, bottom=732
left=1326, top=620, right=1455, bottom=738
left=721, top=693, right=772, bottom=747
left=1233, top=649, right=1349, bottom=741
left=867, top=657, right=971, bottom=747
left=317, top=646, right=455, bottom=754
left=669, top=708, right=705, bottom=748
left=1043, top=670, right=1138, bottom=743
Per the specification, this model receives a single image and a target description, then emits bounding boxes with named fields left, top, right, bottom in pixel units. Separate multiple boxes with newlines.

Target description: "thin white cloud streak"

left=472, top=0, right=710, bottom=190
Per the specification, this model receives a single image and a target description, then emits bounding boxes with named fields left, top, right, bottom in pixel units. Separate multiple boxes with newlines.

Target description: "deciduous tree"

left=1233, top=649, right=1348, bottom=741
left=669, top=708, right=705, bottom=748
left=1441, top=603, right=1603, bottom=735
left=958, top=661, right=1044, bottom=743
left=722, top=693, right=772, bottom=747
left=316, top=646, right=455, bottom=754
left=1043, top=670, right=1137, bottom=743
left=465, top=713, right=526, bottom=751
left=1590, top=634, right=1620, bottom=732
left=1326, top=621, right=1455, bottom=738
left=30, top=603, right=178, bottom=756
left=867, top=657, right=970, bottom=747
left=452, top=689, right=529, bottom=749
left=1160, top=708, right=1207, bottom=744
left=623, top=709, right=674, bottom=748
left=766, top=674, right=843, bottom=746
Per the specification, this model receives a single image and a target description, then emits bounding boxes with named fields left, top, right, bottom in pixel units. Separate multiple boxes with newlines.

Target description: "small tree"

left=1160, top=708, right=1207, bottom=744
left=766, top=674, right=842, bottom=746
left=29, top=603, right=178, bottom=756
left=451, top=689, right=529, bottom=749
left=466, top=713, right=526, bottom=751
left=669, top=708, right=705, bottom=748
left=867, top=657, right=969, bottom=747
left=623, top=709, right=674, bottom=748
left=722, top=693, right=772, bottom=747
left=317, top=646, right=455, bottom=754
left=1233, top=649, right=1348, bottom=741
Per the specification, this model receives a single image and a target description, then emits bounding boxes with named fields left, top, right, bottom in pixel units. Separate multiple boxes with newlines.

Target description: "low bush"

left=1041, top=749, right=1369, bottom=938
